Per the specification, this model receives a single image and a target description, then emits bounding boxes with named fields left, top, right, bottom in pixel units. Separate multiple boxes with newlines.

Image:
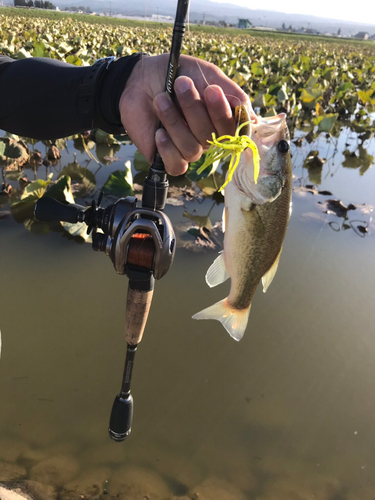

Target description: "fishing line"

left=184, top=8, right=244, bottom=124
left=180, top=9, right=247, bottom=144
left=139, top=1, right=158, bottom=211
left=304, top=216, right=327, bottom=264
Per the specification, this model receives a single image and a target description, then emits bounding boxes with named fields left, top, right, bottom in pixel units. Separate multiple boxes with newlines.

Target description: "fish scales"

left=193, top=108, right=292, bottom=341
left=226, top=169, right=292, bottom=311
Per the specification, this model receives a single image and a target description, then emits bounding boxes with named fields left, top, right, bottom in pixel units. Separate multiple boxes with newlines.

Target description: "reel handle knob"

left=108, top=393, right=133, bottom=441
left=34, top=197, right=83, bottom=223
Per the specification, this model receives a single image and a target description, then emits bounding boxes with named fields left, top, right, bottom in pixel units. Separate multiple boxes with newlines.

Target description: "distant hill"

left=9, top=0, right=375, bottom=37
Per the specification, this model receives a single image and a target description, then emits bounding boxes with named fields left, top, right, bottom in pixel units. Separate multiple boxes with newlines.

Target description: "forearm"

left=0, top=54, right=143, bottom=140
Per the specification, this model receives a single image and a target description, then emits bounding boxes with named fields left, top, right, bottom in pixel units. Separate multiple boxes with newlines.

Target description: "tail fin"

left=192, top=299, right=251, bottom=341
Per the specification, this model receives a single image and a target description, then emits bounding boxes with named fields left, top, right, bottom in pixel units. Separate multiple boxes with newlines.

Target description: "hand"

left=119, top=54, right=252, bottom=176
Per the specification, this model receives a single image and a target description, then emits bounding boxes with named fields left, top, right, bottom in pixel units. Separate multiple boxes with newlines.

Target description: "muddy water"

left=0, top=130, right=375, bottom=499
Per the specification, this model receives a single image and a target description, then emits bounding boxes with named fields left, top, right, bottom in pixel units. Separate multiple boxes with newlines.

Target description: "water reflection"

left=0, top=120, right=375, bottom=499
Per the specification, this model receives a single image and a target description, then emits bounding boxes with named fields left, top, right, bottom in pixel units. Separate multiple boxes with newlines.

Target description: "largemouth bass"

left=192, top=109, right=292, bottom=341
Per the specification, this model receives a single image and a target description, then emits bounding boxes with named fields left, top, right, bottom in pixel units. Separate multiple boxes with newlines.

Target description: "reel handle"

left=34, top=197, right=84, bottom=223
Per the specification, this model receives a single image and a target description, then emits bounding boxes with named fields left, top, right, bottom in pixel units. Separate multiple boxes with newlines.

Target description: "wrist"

left=93, top=53, right=146, bottom=134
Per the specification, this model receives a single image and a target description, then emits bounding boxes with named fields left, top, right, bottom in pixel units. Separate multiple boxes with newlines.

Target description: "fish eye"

left=277, top=140, right=289, bottom=153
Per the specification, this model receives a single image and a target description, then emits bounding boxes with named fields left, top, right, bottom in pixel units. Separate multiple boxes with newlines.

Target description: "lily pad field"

left=1, top=7, right=375, bottom=500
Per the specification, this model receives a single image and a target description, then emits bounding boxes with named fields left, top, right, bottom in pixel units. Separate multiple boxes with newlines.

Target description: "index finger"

left=178, top=55, right=255, bottom=118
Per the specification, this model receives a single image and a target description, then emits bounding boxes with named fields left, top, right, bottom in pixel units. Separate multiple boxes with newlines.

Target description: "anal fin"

left=262, top=248, right=282, bottom=293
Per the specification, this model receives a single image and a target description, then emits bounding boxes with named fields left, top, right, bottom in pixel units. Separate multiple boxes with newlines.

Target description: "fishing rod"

left=34, top=0, right=190, bottom=441
left=108, top=0, right=190, bottom=441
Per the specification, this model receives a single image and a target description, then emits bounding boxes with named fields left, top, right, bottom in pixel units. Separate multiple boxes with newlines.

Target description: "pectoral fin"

left=262, top=248, right=282, bottom=293
left=206, top=252, right=228, bottom=288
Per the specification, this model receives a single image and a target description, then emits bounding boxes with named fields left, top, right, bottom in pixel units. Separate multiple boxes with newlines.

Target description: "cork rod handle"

left=125, top=287, right=154, bottom=345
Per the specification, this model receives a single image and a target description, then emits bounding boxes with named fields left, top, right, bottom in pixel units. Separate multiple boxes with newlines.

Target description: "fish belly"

left=224, top=184, right=273, bottom=311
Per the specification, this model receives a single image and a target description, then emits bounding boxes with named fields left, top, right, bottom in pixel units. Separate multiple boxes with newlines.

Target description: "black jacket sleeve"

left=0, top=53, right=143, bottom=140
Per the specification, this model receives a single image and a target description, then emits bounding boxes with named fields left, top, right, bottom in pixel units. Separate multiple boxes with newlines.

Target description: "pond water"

left=0, top=123, right=374, bottom=499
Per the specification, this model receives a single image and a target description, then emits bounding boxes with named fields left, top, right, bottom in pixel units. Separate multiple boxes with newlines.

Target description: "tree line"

left=14, top=0, right=56, bottom=9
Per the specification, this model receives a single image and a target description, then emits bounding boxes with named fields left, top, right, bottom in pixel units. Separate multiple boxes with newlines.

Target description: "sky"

left=214, top=0, right=375, bottom=26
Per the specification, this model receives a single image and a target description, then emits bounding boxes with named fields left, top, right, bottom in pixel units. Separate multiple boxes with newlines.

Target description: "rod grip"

left=125, top=288, right=154, bottom=345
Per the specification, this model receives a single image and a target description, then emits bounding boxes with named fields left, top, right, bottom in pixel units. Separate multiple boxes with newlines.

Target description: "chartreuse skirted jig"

left=197, top=119, right=260, bottom=192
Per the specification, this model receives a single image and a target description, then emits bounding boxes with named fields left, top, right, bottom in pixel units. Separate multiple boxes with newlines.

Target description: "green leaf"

left=300, top=87, right=323, bottom=104
left=305, top=75, right=318, bottom=88
left=183, top=210, right=213, bottom=230
left=299, top=86, right=323, bottom=109
left=342, top=146, right=374, bottom=175
left=4, top=170, right=24, bottom=182
left=195, top=173, right=225, bottom=196
left=268, top=84, right=282, bottom=96
left=58, top=164, right=96, bottom=195
left=358, top=90, right=375, bottom=105
left=57, top=42, right=73, bottom=54
left=0, top=138, right=24, bottom=159
left=264, top=94, right=277, bottom=107
left=251, top=62, right=263, bottom=77
left=322, top=67, right=335, bottom=81
left=101, top=163, right=133, bottom=197
left=232, top=72, right=248, bottom=87
left=14, top=47, right=31, bottom=59
left=188, top=155, right=219, bottom=181
left=313, top=113, right=338, bottom=133
left=61, top=221, right=92, bottom=241
left=252, top=92, right=266, bottom=108
left=21, top=178, right=51, bottom=200
left=301, top=56, right=310, bottom=70
left=32, top=41, right=46, bottom=58
left=94, top=129, right=119, bottom=145
left=11, top=195, right=40, bottom=223
left=133, top=150, right=149, bottom=172
left=277, top=87, right=288, bottom=103
left=336, top=82, right=352, bottom=96
left=45, top=175, right=75, bottom=204
left=65, top=55, right=83, bottom=66
left=24, top=218, right=52, bottom=235
left=264, top=107, right=277, bottom=117
left=53, top=138, right=67, bottom=151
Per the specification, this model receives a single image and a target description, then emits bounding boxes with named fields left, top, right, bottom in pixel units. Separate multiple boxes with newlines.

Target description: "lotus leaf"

left=101, top=162, right=133, bottom=197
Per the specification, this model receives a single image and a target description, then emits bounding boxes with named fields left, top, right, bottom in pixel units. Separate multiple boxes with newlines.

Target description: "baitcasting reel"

left=34, top=194, right=175, bottom=282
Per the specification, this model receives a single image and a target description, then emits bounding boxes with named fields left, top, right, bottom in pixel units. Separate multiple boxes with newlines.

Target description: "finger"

left=153, top=92, right=203, bottom=163
left=155, top=128, right=189, bottom=176
left=178, top=55, right=250, bottom=106
left=174, top=76, right=214, bottom=150
left=204, top=84, right=236, bottom=137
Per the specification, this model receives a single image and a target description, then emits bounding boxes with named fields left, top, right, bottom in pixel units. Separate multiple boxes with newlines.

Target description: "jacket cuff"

left=94, top=53, right=146, bottom=135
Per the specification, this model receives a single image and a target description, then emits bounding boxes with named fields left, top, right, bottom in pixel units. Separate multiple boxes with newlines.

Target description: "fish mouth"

left=233, top=112, right=290, bottom=202
left=253, top=113, right=288, bottom=149
left=258, top=113, right=287, bottom=124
